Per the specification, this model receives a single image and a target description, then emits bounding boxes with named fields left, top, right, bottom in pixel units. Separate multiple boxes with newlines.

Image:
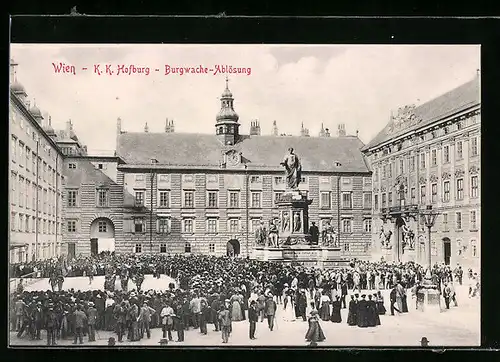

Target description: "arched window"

left=470, top=239, right=477, bottom=257
left=218, top=126, right=223, bottom=134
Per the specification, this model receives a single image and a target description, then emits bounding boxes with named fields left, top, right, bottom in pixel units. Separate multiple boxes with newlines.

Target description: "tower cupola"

left=215, top=76, right=240, bottom=145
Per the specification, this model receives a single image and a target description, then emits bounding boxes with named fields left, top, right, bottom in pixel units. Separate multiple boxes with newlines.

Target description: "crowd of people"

left=10, top=253, right=478, bottom=346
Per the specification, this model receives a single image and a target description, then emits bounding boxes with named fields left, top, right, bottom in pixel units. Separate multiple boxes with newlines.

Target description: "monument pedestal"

left=416, top=283, right=442, bottom=313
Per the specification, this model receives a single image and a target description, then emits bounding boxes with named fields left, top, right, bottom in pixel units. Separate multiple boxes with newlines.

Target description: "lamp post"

left=150, top=158, right=158, bottom=254
left=420, top=205, right=439, bottom=279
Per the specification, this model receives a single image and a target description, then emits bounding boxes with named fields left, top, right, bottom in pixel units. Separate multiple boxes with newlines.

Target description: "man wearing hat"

left=87, top=302, right=98, bottom=342
left=218, top=303, right=232, bottom=344
left=420, top=337, right=430, bottom=347
left=45, top=303, right=58, bottom=346
left=248, top=300, right=258, bottom=340
left=264, top=293, right=277, bottom=331
left=138, top=301, right=155, bottom=339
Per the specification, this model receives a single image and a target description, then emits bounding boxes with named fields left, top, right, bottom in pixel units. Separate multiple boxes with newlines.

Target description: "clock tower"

left=215, top=76, right=240, bottom=146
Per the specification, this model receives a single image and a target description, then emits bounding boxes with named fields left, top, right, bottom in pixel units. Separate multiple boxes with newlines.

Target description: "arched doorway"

left=90, top=217, right=115, bottom=256
left=227, top=239, right=240, bottom=257
left=442, top=237, right=451, bottom=265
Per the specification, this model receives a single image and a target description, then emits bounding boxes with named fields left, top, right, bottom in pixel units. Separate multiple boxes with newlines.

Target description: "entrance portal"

left=90, top=217, right=116, bottom=255
left=443, top=237, right=451, bottom=265
left=227, top=239, right=240, bottom=257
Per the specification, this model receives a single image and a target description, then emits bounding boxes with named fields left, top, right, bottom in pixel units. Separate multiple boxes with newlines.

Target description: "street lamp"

left=150, top=158, right=158, bottom=254
left=420, top=205, right=439, bottom=279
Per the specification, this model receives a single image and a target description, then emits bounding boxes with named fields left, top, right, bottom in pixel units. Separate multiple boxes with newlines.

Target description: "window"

left=25, top=180, right=30, bottom=210
left=67, top=190, right=78, bottom=207
left=382, top=193, right=387, bottom=207
left=409, top=156, right=415, bottom=172
left=251, top=192, right=261, bottom=208
left=250, top=176, right=261, bottom=183
left=207, top=191, right=218, bottom=208
left=97, top=188, right=108, bottom=207
left=67, top=220, right=77, bottom=232
left=19, top=215, right=24, bottom=231
left=399, top=159, right=404, bottom=175
left=32, top=216, right=36, bottom=233
left=342, top=192, right=352, bottom=209
left=388, top=163, right=392, bottom=178
left=209, top=243, right=216, bottom=254
left=158, top=217, right=171, bottom=234
left=431, top=149, right=437, bottom=166
left=274, top=176, right=284, bottom=185
left=207, top=218, right=218, bottom=233
left=456, top=141, right=463, bottom=159
left=68, top=163, right=77, bottom=169
left=183, top=219, right=194, bottom=233
left=342, top=219, right=352, bottom=233
left=301, top=176, right=307, bottom=183
left=11, top=212, right=16, bottom=231
left=443, top=146, right=450, bottom=163
left=443, top=181, right=450, bottom=202
left=470, top=210, right=477, bottom=230
left=471, top=137, right=478, bottom=156
left=228, top=191, right=239, bottom=208
left=420, top=185, right=426, bottom=205
left=363, top=219, right=372, bottom=233
left=229, top=219, right=239, bottom=233
left=11, top=136, right=17, bottom=162
left=420, top=153, right=425, bottom=169
left=319, top=176, right=330, bottom=184
left=444, top=126, right=449, bottom=135
left=443, top=213, right=448, bottom=232
left=32, top=152, right=36, bottom=173
left=159, top=190, right=170, bottom=207
left=320, top=191, right=331, bottom=209
left=184, top=242, right=192, bottom=253
left=98, top=220, right=107, bottom=232
left=183, top=191, right=194, bottom=208
left=135, top=244, right=142, bottom=253
left=388, top=192, right=393, bottom=205
left=159, top=174, right=170, bottom=182
left=134, top=218, right=144, bottom=233
left=456, top=212, right=462, bottom=230
left=250, top=219, right=261, bottom=232
left=410, top=187, right=415, bottom=204
left=274, top=191, right=284, bottom=205
left=472, top=241, right=477, bottom=258
left=382, top=165, right=387, bottom=179
left=374, top=194, right=379, bottom=210
left=362, top=192, right=372, bottom=209
left=431, top=183, right=438, bottom=203
left=342, top=177, right=352, bottom=185
left=135, top=174, right=145, bottom=182
left=344, top=243, right=350, bottom=252
left=133, top=191, right=144, bottom=207
left=18, top=176, right=24, bottom=207
left=457, top=121, right=463, bottom=130
left=160, top=244, right=167, bottom=253
left=25, top=216, right=29, bottom=233
left=470, top=176, right=478, bottom=198
left=456, top=178, right=464, bottom=200
left=98, top=163, right=104, bottom=170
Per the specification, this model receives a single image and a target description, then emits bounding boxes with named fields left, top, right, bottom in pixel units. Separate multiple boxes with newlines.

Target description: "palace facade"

left=362, top=75, right=480, bottom=270
left=9, top=60, right=65, bottom=263
left=61, top=80, right=373, bottom=258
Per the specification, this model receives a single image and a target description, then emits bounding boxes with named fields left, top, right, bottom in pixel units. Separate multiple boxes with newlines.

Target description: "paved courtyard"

left=9, top=276, right=480, bottom=347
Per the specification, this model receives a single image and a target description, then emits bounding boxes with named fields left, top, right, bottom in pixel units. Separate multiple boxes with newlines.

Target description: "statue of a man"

left=280, top=148, right=302, bottom=189
left=293, top=211, right=301, bottom=233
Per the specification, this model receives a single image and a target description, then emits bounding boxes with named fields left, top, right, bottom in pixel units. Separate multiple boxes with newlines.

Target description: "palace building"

left=61, top=79, right=373, bottom=258
left=362, top=75, right=481, bottom=270
left=9, top=60, right=65, bottom=263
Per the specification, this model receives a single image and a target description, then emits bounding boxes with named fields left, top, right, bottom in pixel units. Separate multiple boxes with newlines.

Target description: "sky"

left=10, top=44, right=480, bottom=154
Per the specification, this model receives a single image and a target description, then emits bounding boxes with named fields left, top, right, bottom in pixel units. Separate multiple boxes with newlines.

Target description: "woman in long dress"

left=319, top=292, right=331, bottom=321
left=375, top=291, right=386, bottom=315
left=230, top=293, right=243, bottom=321
left=305, top=310, right=326, bottom=346
left=283, top=293, right=296, bottom=321
left=330, top=296, right=342, bottom=323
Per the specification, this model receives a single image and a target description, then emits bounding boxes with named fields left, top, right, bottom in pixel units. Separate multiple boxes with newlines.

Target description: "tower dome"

left=29, top=102, right=42, bottom=118
left=10, top=81, right=26, bottom=94
left=43, top=115, right=56, bottom=136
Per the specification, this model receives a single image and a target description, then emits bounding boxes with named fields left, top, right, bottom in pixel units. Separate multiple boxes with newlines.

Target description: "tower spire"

left=144, top=122, right=149, bottom=133
left=225, top=75, right=229, bottom=89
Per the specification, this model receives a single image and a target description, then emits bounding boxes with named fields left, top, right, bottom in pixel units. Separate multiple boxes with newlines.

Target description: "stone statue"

left=280, top=147, right=302, bottom=189
left=268, top=220, right=279, bottom=247
left=402, top=225, right=415, bottom=249
left=293, top=211, right=301, bottom=232
left=379, top=226, right=393, bottom=248
left=282, top=211, right=290, bottom=232
left=254, top=221, right=267, bottom=246
left=321, top=221, right=337, bottom=246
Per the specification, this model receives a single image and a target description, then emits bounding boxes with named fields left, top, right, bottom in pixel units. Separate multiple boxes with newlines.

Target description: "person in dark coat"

left=356, top=295, right=369, bottom=328
left=330, top=296, right=342, bottom=323
left=305, top=310, right=326, bottom=346
left=390, top=287, right=400, bottom=316
left=346, top=295, right=357, bottom=326
left=86, top=302, right=98, bottom=342
left=173, top=304, right=185, bottom=342
left=113, top=302, right=127, bottom=342
left=375, top=291, right=386, bottom=315
left=45, top=304, right=58, bottom=346
left=211, top=297, right=221, bottom=331
left=297, top=290, right=308, bottom=321
left=248, top=300, right=258, bottom=339
left=309, top=222, right=319, bottom=245
left=366, top=295, right=379, bottom=327
left=199, top=300, right=208, bottom=335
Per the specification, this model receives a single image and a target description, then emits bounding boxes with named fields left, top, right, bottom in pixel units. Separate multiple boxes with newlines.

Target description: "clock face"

left=228, top=151, right=240, bottom=166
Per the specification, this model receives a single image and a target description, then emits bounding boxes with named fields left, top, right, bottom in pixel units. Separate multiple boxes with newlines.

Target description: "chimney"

left=337, top=123, right=346, bottom=137
left=165, top=118, right=169, bottom=132
left=170, top=119, right=175, bottom=133
left=319, top=123, right=326, bottom=137
left=272, top=120, right=278, bottom=136
left=66, top=120, right=72, bottom=137
left=144, top=122, right=149, bottom=133
left=250, top=120, right=261, bottom=136
left=117, top=117, right=122, bottom=135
